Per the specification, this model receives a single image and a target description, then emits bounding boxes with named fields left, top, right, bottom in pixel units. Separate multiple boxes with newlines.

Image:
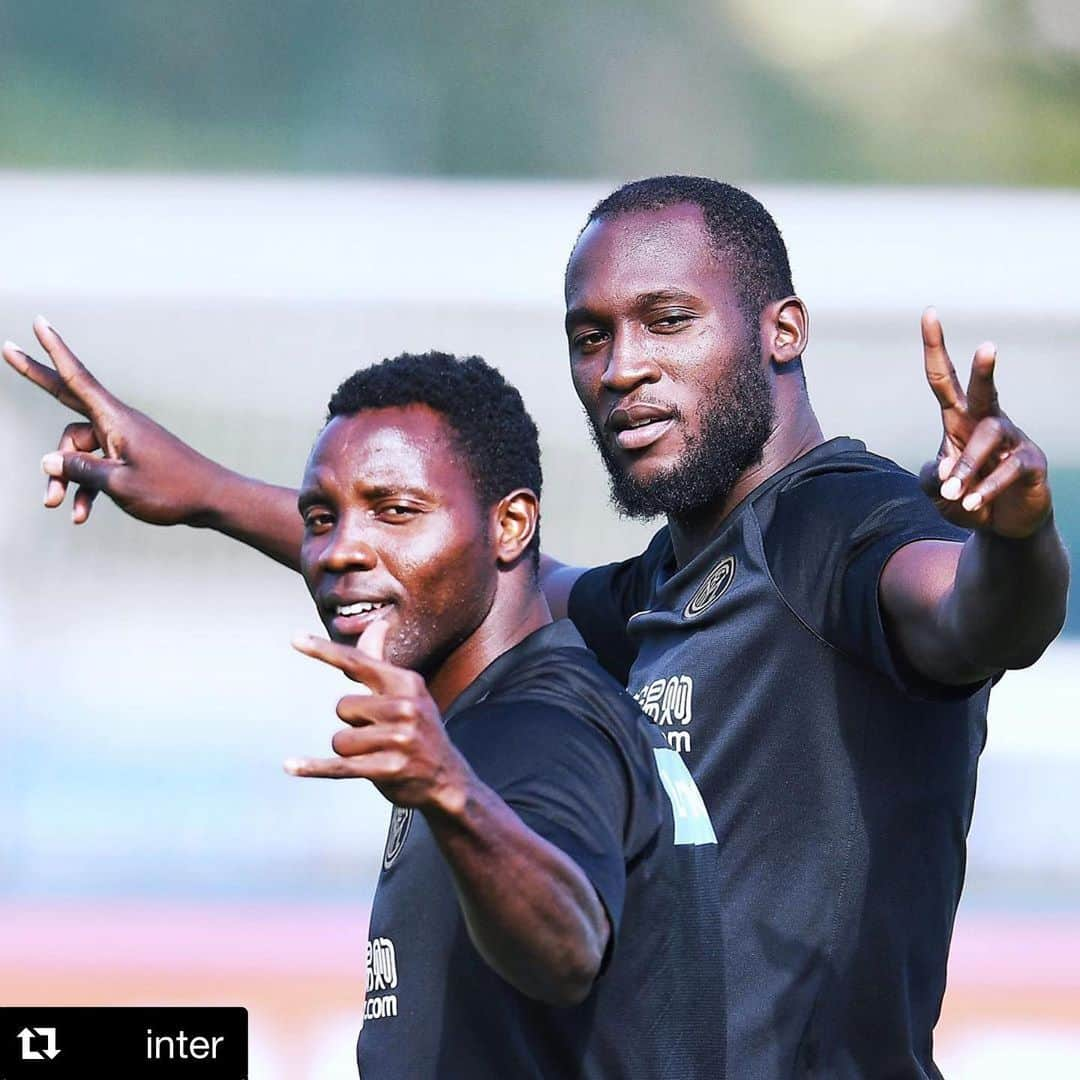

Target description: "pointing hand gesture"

left=919, top=308, right=1052, bottom=539
left=287, top=620, right=473, bottom=815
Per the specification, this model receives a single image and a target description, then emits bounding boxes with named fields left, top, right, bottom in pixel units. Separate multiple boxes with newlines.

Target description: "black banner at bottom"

left=0, top=1007, right=247, bottom=1078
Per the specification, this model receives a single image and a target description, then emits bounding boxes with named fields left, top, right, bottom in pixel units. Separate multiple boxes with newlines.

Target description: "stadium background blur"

left=1, top=3, right=1078, bottom=1076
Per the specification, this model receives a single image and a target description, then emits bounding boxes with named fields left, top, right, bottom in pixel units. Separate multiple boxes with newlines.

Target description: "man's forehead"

left=565, top=203, right=721, bottom=305
left=304, top=407, right=457, bottom=487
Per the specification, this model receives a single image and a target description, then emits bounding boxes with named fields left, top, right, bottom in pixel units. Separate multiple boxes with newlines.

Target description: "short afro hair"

left=326, top=351, right=542, bottom=566
left=580, top=175, right=794, bottom=328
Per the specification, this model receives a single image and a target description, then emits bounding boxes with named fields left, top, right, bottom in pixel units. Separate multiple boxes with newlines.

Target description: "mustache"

left=599, top=399, right=684, bottom=429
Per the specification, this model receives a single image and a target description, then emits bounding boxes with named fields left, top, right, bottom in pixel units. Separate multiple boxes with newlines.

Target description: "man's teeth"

left=338, top=601, right=388, bottom=616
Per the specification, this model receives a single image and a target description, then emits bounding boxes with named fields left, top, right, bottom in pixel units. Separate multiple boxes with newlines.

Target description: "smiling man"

left=8, top=345, right=726, bottom=1078
left=5, top=175, right=1071, bottom=1078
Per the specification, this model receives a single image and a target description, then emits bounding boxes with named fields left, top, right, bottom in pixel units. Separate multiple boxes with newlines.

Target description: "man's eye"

left=304, top=511, right=333, bottom=531
left=379, top=505, right=417, bottom=519
left=651, top=313, right=693, bottom=331
left=573, top=330, right=608, bottom=351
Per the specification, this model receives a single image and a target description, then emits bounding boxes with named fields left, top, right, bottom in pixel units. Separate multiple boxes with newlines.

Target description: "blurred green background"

left=3, top=0, right=1079, bottom=183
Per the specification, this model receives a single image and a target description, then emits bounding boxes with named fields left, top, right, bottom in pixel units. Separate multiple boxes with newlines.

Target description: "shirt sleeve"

left=447, top=699, right=660, bottom=944
left=567, top=529, right=669, bottom=685
left=762, top=459, right=987, bottom=699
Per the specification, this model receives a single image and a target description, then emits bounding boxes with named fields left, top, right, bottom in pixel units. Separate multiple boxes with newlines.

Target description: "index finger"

left=964, top=341, right=1000, bottom=419
left=2, top=339, right=88, bottom=415
left=291, top=632, right=416, bottom=695
left=32, top=316, right=118, bottom=416
left=922, top=307, right=964, bottom=413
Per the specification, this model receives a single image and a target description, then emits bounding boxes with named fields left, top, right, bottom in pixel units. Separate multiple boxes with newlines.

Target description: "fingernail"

left=35, top=315, right=54, bottom=332
left=940, top=477, right=962, bottom=500
left=962, top=492, right=982, bottom=512
left=283, top=758, right=303, bottom=775
left=2, top=340, right=19, bottom=353
left=41, top=452, right=64, bottom=476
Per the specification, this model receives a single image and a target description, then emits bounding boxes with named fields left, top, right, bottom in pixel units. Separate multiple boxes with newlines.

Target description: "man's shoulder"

left=765, top=437, right=915, bottom=498
left=459, top=639, right=662, bottom=754
left=753, top=437, right=931, bottom=533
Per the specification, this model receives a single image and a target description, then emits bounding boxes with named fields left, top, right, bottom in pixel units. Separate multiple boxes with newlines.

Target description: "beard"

left=587, top=352, right=774, bottom=521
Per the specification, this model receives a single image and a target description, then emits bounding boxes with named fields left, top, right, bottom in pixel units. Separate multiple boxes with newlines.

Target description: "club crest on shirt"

left=683, top=555, right=736, bottom=620
left=383, top=806, right=413, bottom=870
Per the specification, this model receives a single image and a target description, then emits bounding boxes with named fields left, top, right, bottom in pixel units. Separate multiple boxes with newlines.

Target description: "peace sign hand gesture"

left=918, top=308, right=1052, bottom=539
left=3, top=317, right=220, bottom=526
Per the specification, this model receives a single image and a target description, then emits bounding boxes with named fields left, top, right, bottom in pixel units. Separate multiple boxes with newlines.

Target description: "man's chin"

left=604, top=466, right=680, bottom=520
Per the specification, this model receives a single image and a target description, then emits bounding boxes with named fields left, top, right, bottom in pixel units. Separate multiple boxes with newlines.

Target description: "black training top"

left=569, top=437, right=992, bottom=1080
left=356, top=619, right=726, bottom=1079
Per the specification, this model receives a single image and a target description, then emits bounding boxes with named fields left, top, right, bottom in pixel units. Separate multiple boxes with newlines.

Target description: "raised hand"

left=286, top=620, right=473, bottom=815
left=919, top=307, right=1052, bottom=539
left=3, top=317, right=220, bottom=526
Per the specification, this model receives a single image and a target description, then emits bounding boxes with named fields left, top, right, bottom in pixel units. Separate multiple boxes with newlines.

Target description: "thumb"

left=357, top=617, right=389, bottom=661
left=42, top=450, right=123, bottom=493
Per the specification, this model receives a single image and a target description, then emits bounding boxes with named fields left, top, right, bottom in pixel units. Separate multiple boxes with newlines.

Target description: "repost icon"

left=18, top=1026, right=60, bottom=1060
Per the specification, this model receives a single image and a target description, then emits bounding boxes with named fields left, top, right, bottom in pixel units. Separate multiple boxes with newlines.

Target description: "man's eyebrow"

left=298, top=482, right=433, bottom=510
left=364, top=483, right=433, bottom=501
left=634, top=289, right=701, bottom=307
left=564, top=305, right=602, bottom=331
left=565, top=290, right=703, bottom=330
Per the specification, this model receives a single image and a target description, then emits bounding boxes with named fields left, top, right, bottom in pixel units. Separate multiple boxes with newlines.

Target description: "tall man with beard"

left=5, top=176, right=1070, bottom=1077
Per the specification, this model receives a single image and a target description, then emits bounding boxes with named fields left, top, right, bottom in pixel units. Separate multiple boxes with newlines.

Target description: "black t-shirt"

left=569, top=437, right=992, bottom=1080
left=357, top=619, right=726, bottom=1079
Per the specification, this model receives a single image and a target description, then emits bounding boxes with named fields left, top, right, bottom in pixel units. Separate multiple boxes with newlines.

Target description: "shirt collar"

left=444, top=619, right=587, bottom=721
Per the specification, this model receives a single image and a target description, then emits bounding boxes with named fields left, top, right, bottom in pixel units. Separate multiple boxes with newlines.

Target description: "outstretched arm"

left=288, top=622, right=610, bottom=1007
left=4, top=319, right=596, bottom=594
left=3, top=318, right=304, bottom=570
left=879, top=310, right=1070, bottom=686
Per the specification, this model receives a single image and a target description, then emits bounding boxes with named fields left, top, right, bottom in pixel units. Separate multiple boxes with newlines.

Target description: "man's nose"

left=600, top=329, right=661, bottom=393
left=321, top=518, right=379, bottom=572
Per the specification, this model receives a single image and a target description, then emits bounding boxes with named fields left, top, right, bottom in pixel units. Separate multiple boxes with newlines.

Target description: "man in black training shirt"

left=6, top=176, right=1070, bottom=1078
left=12, top=344, right=724, bottom=1076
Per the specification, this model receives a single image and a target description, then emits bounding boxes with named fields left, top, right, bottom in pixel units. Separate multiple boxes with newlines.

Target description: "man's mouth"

left=327, top=599, right=394, bottom=637
left=337, top=600, right=390, bottom=617
left=606, top=403, right=677, bottom=451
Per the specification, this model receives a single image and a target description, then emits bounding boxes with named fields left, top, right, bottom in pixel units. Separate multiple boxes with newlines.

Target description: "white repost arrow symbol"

left=17, top=1026, right=60, bottom=1060
left=40, top=1027, right=61, bottom=1059
left=17, top=1028, right=42, bottom=1060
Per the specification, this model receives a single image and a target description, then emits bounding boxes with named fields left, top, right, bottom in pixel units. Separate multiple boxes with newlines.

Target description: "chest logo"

left=364, top=936, right=400, bottom=1023
left=683, top=555, right=736, bottom=620
left=633, top=674, right=694, bottom=753
left=383, top=806, right=413, bottom=870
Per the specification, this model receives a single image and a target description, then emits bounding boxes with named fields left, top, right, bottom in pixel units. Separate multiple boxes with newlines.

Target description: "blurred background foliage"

left=2, top=0, right=1079, bottom=183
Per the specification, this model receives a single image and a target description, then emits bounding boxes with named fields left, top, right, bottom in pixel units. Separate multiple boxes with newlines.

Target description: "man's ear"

left=493, top=488, right=539, bottom=566
left=763, top=296, right=809, bottom=367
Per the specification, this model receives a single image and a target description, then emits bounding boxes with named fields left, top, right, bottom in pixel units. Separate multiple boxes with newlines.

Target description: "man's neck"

left=427, top=580, right=553, bottom=713
left=668, top=395, right=824, bottom=568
